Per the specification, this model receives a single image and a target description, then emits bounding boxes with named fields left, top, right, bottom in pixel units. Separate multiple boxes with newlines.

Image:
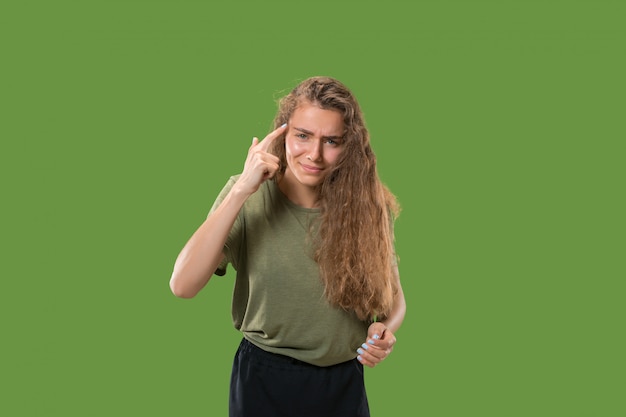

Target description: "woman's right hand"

left=235, top=123, right=288, bottom=196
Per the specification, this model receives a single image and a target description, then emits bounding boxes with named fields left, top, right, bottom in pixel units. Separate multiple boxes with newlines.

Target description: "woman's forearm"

left=382, top=266, right=406, bottom=334
left=169, top=186, right=249, bottom=298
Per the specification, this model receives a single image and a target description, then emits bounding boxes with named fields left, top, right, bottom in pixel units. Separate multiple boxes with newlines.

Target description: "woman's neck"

left=277, top=170, right=319, bottom=209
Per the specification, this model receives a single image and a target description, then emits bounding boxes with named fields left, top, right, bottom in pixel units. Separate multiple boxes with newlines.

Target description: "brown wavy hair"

left=269, top=76, right=400, bottom=321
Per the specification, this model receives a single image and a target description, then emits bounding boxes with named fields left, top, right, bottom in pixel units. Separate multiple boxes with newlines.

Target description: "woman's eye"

left=296, top=133, right=307, bottom=139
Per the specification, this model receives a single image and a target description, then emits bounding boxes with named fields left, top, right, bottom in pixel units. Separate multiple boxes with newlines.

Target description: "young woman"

left=170, top=76, right=406, bottom=417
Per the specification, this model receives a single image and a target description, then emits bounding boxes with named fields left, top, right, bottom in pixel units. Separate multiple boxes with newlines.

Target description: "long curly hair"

left=269, top=76, right=400, bottom=321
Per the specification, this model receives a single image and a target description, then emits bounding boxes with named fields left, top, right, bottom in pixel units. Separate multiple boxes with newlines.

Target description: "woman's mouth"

left=301, top=163, right=323, bottom=174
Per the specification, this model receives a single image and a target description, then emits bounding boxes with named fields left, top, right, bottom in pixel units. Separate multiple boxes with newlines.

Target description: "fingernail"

left=357, top=348, right=364, bottom=355
left=368, top=339, right=375, bottom=345
left=357, top=355, right=363, bottom=362
left=281, top=123, right=287, bottom=128
left=361, top=343, right=369, bottom=350
left=373, top=334, right=380, bottom=340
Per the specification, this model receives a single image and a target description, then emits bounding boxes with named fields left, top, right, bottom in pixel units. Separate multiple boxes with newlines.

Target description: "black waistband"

left=238, top=337, right=325, bottom=370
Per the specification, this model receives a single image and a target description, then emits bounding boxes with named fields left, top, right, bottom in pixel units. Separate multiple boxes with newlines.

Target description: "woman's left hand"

left=356, top=322, right=397, bottom=368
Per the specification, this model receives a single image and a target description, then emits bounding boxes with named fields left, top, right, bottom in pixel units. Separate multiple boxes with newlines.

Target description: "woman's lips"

left=301, top=163, right=323, bottom=173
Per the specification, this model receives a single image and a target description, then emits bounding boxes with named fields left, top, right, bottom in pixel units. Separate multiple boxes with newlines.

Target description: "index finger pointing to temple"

left=258, top=123, right=288, bottom=151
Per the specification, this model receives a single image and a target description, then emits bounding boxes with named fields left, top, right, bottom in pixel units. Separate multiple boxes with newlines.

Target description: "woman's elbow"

left=169, top=276, right=199, bottom=299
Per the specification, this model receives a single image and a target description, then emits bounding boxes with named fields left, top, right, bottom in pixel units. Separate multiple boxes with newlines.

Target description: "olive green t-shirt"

left=210, top=175, right=369, bottom=367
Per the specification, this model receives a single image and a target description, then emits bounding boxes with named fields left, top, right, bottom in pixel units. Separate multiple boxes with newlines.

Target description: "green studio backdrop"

left=1, top=1, right=624, bottom=416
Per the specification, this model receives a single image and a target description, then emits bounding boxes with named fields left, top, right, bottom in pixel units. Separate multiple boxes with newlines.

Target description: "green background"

left=2, top=1, right=624, bottom=416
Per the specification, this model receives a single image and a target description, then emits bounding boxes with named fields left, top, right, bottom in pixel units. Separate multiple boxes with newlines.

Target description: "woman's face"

left=284, top=102, right=345, bottom=189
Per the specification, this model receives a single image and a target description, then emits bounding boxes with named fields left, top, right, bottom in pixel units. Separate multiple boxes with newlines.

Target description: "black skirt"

left=229, top=338, right=370, bottom=417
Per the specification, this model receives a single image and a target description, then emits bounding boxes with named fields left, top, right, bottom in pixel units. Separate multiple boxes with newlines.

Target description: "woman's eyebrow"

left=294, top=127, right=343, bottom=140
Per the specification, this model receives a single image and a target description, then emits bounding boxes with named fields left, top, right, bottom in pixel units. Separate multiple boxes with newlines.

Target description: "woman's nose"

left=306, top=140, right=322, bottom=162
